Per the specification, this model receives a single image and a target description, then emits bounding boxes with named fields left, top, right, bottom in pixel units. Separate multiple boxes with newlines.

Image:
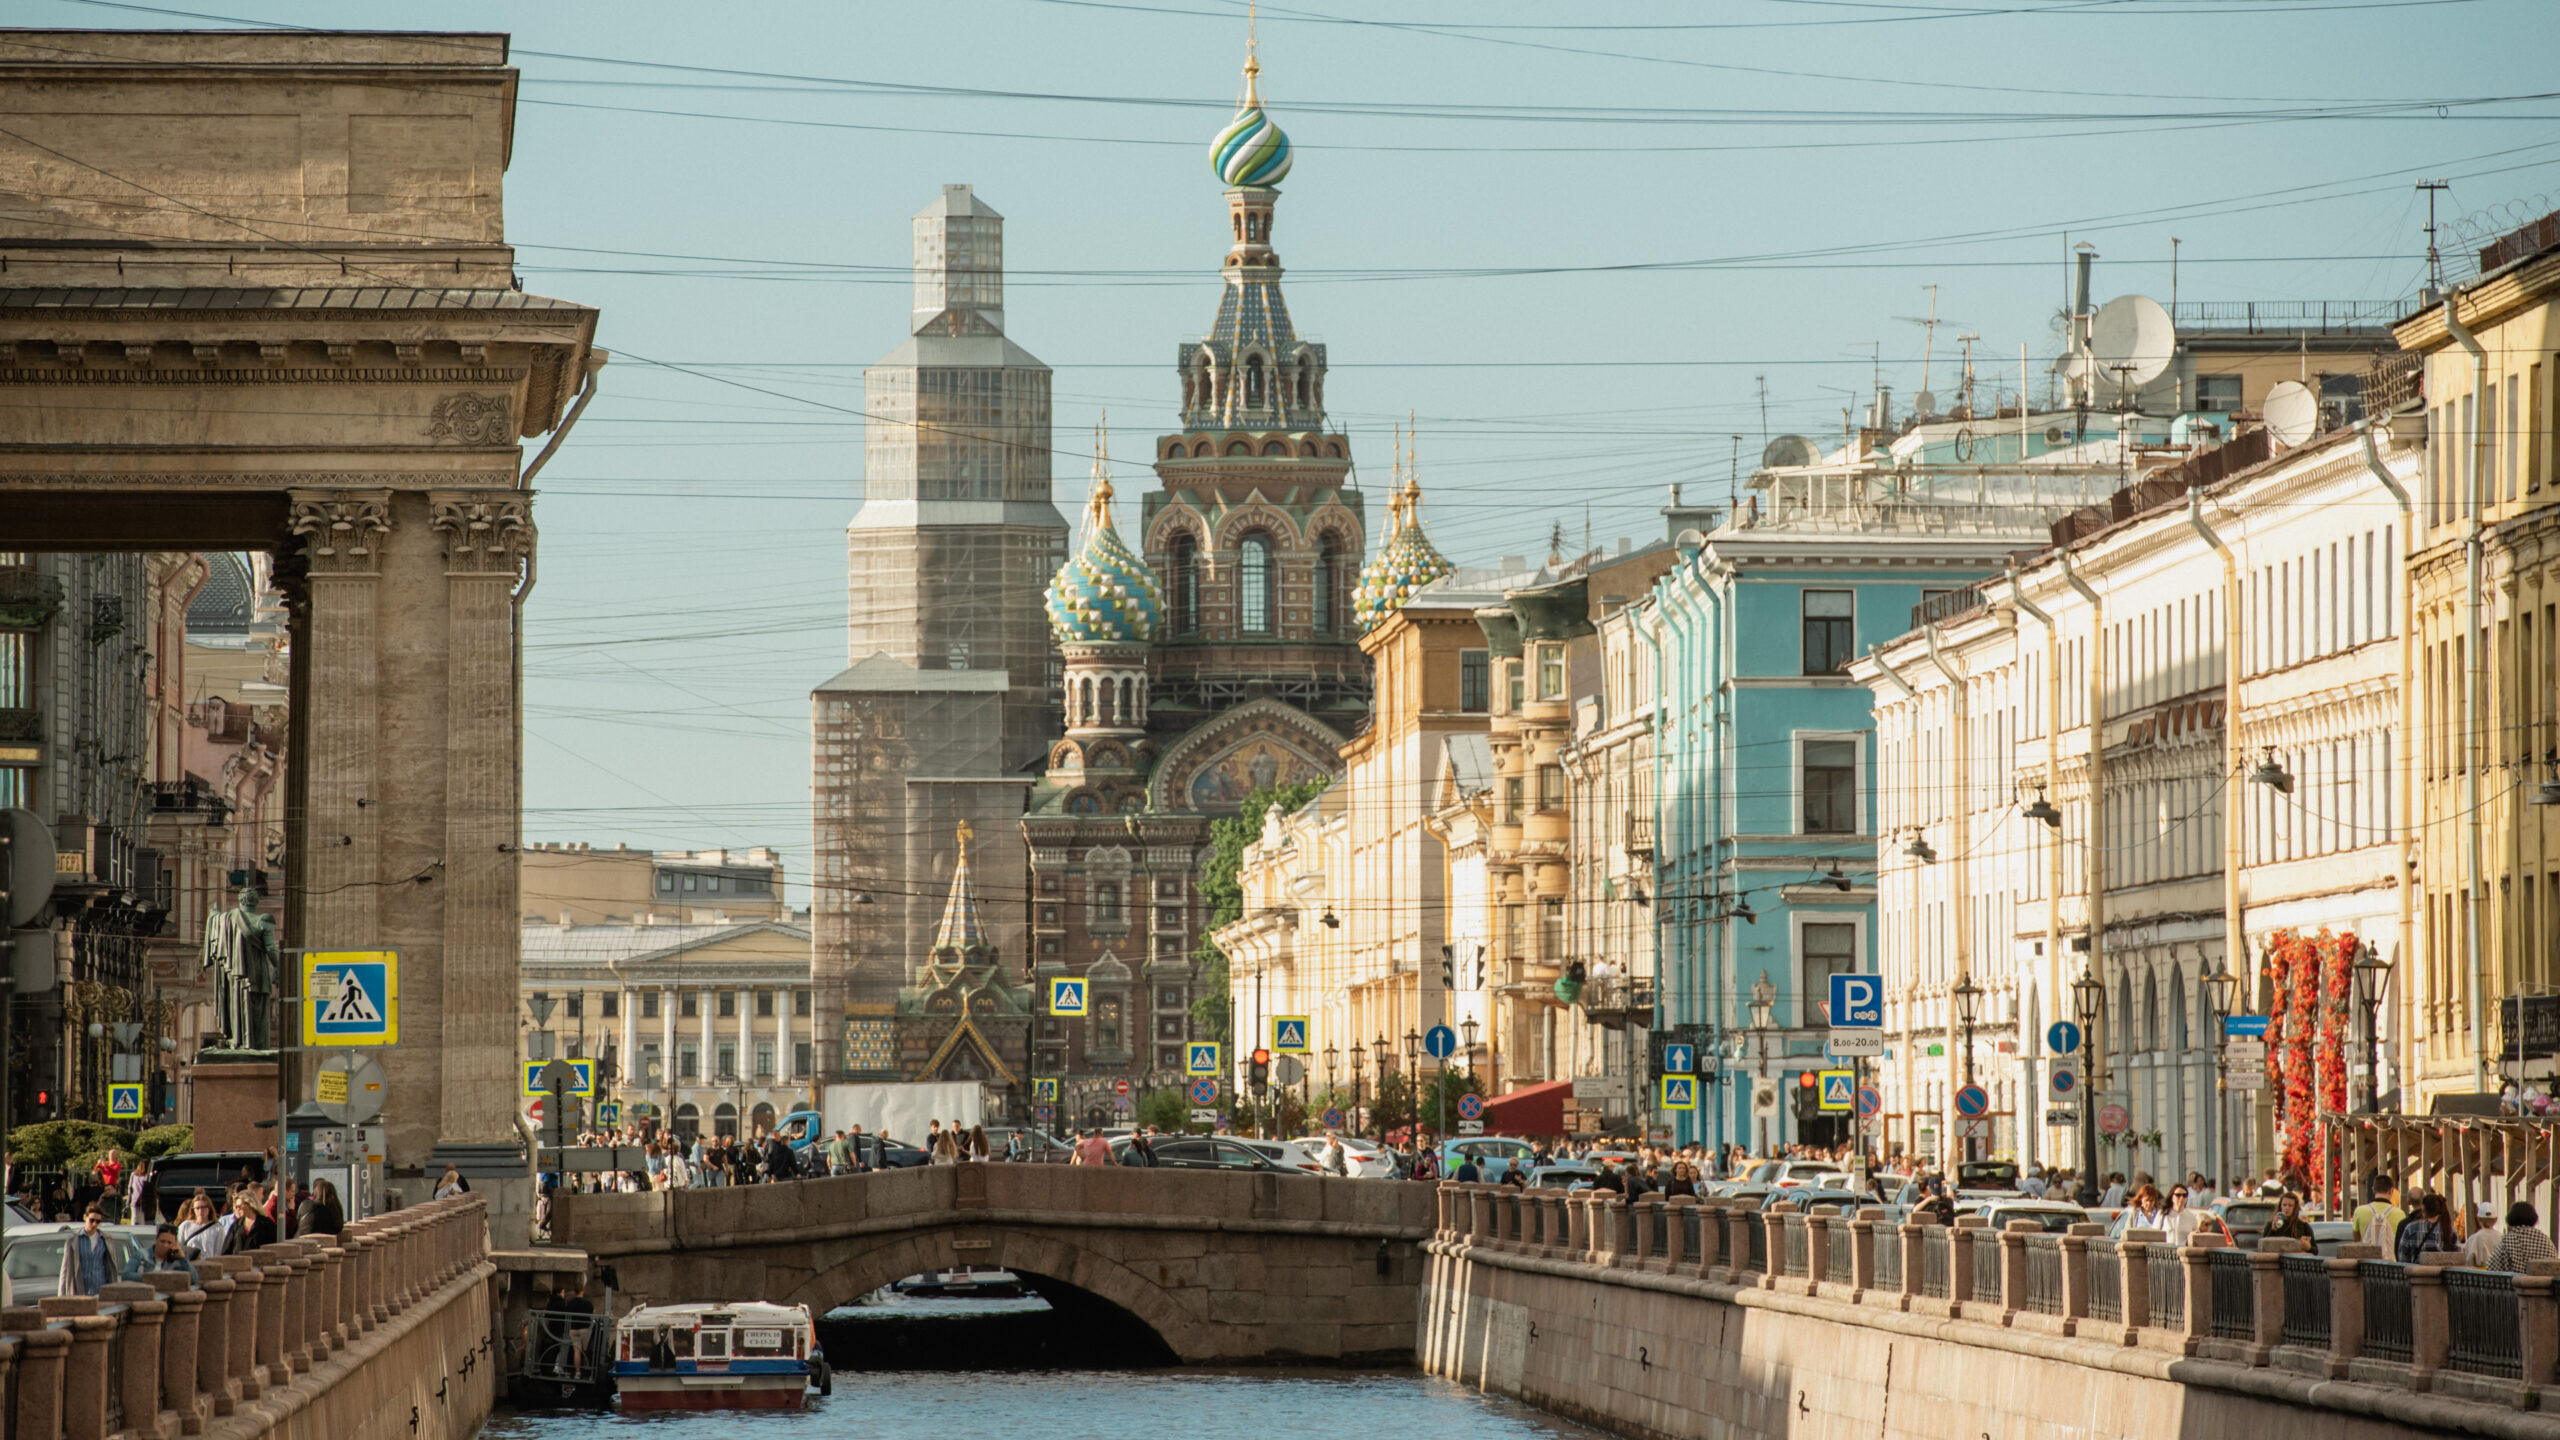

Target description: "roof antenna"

left=2417, top=179, right=2449, bottom=304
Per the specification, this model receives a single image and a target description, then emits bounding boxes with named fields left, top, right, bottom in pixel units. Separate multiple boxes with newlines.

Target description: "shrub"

left=135, top=1124, right=194, bottom=1160
left=8, top=1120, right=137, bottom=1168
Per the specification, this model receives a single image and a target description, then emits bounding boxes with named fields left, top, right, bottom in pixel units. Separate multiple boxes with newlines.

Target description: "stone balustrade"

left=0, top=1194, right=489, bottom=1440
left=1440, top=1185, right=2560, bottom=1410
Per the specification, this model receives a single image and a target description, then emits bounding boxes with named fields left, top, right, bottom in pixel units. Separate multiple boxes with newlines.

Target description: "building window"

left=1159, top=1016, right=1183, bottom=1038
left=794, top=990, right=812, bottom=1018
left=1315, top=539, right=1339, bottom=634
left=1800, top=923, right=1858, bottom=1027
left=1158, top=986, right=1183, bottom=1008
left=2197, top=374, right=2242, bottom=413
left=1042, top=938, right=1060, bottom=955
left=1539, top=898, right=1565, bottom=957
left=1098, top=996, right=1123, bottom=1049
left=713, top=1103, right=738, bottom=1139
left=1537, top=764, right=1566, bottom=811
left=1537, top=644, right=1565, bottom=700
left=673, top=1103, right=699, bottom=1139
left=1802, top=590, right=1855, bottom=675
left=642, top=991, right=660, bottom=1019
left=1041, top=875, right=1060, bottom=894
left=565, top=993, right=584, bottom=1019
left=1504, top=904, right=1525, bottom=957
left=657, top=874, right=675, bottom=893
left=718, top=990, right=737, bottom=1018
left=639, top=1041, right=662, bottom=1085
left=1240, top=534, right=1275, bottom=635
left=1093, top=880, right=1121, bottom=924
left=755, top=1041, right=775, bottom=1079
left=677, top=1043, right=698, bottom=1081
left=1169, top=534, right=1199, bottom=635
left=795, top=1041, right=813, bottom=1074
left=756, top=990, right=775, bottom=1018
left=683, top=874, right=697, bottom=891
left=1158, top=878, right=1180, bottom=898
left=1504, top=776, right=1524, bottom=822
left=1504, top=660, right=1524, bottom=713
left=680, top=991, right=698, bottom=1019
left=601, top=992, right=619, bottom=1019
left=1460, top=649, right=1490, bottom=712
left=716, top=1043, right=737, bottom=1081
left=1802, top=738, right=1859, bottom=834
left=566, top=1036, right=584, bottom=1060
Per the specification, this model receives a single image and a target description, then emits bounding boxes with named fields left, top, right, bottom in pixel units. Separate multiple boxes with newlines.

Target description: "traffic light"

left=1472, top=946, right=1487, bottom=989
left=1248, top=1048, right=1271, bottom=1095
left=29, top=1088, right=51, bottom=1119
left=1438, top=944, right=1454, bottom=990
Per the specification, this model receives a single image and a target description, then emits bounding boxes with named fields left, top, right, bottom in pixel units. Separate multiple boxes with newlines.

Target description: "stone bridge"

left=553, top=1164, right=1437, bottom=1364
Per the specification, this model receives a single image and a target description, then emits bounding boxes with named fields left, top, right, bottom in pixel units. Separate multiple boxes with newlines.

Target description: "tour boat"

left=889, top=1265, right=1025, bottom=1300
left=611, top=1301, right=829, bottom=1411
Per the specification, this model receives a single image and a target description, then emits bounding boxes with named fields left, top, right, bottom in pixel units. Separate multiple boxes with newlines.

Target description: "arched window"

left=1314, top=538, right=1339, bottom=635
left=1240, top=534, right=1275, bottom=635
left=673, top=1103, right=700, bottom=1140
left=1246, top=355, right=1264, bottom=408
left=1118, top=677, right=1135, bottom=724
left=750, top=1101, right=777, bottom=1134
left=2142, top=970, right=2160, bottom=1052
left=713, top=1102, right=739, bottom=1139
left=1093, top=881, right=1121, bottom=924
left=2171, top=965, right=2188, bottom=1051
left=1169, top=534, right=1199, bottom=635
left=1297, top=368, right=1312, bottom=408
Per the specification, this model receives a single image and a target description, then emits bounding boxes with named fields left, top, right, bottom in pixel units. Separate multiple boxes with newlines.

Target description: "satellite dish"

left=2088, top=295, right=2176, bottom=391
left=1913, top=390, right=1938, bottom=418
left=2264, top=380, right=2318, bottom=448
left=1762, top=434, right=1822, bottom=469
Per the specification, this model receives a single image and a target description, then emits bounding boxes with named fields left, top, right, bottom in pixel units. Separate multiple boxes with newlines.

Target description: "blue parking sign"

left=1829, top=973, right=1883, bottom=1028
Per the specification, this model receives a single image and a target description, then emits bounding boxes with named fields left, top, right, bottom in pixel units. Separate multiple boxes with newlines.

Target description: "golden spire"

left=1402, top=412, right=1424, bottom=524
left=957, top=818, right=973, bottom=849
left=1084, top=414, right=1116, bottom=534
left=1243, top=1, right=1261, bottom=104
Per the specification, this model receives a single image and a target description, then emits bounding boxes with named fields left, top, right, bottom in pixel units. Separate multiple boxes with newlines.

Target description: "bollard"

left=1850, top=1211, right=1880, bottom=1298
left=253, top=1254, right=292, bottom=1389
left=1566, top=1192, right=1592, bottom=1259
left=2409, top=1264, right=2449, bottom=1389
left=2515, top=1273, right=2558, bottom=1389
left=218, top=1257, right=266, bottom=1400
left=1948, top=1221, right=1979, bottom=1311
left=2060, top=1224, right=2098, bottom=1334
left=45, top=1299, right=112, bottom=1440
left=1762, top=1203, right=1792, bottom=1291
left=7, top=1310, right=72, bottom=1440
left=255, top=1245, right=310, bottom=1376
left=1665, top=1196, right=1694, bottom=1270
left=2120, top=1238, right=2154, bottom=1333
left=101, top=1282, right=168, bottom=1439
left=1468, top=1186, right=1493, bottom=1244
left=2246, top=1237, right=2294, bottom=1365
left=1899, top=1223, right=1924, bottom=1310
left=2001, top=1221, right=2036, bottom=1324
left=2180, top=1235, right=2226, bottom=1355
left=144, top=1273, right=206, bottom=1435
left=193, top=1262, right=241, bottom=1414
left=1595, top=1196, right=1626, bottom=1268
left=1802, top=1209, right=1830, bottom=1294
left=2324, top=1247, right=2374, bottom=1375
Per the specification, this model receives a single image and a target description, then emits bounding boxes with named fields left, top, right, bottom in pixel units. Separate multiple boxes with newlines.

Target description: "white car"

left=1748, top=1160, right=1849, bottom=1190
left=1231, top=1138, right=1327, bottom=1176
left=1289, top=1135, right=1395, bottom=1178
left=4, top=1223, right=160, bottom=1303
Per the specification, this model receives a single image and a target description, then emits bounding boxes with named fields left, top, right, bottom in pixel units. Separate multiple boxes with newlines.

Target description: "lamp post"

left=1348, top=1042, right=1366, bottom=1137
left=2203, top=958, right=2236, bottom=1189
left=1371, top=1034, right=1391, bottom=1145
left=1402, top=1029, right=1421, bottom=1155
left=2352, top=941, right=2394, bottom=1115
left=1951, top=975, right=1982, bottom=1162
left=1324, top=1042, right=1339, bottom=1116
left=2072, top=963, right=2103, bottom=1206
left=1748, top=971, right=1776, bottom=1158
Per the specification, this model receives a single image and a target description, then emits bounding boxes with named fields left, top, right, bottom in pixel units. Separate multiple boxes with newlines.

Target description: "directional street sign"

left=1816, top=1070, right=1854, bottom=1112
left=2046, top=1020, right=2083, bottom=1055
left=1049, top=979, right=1088, bottom=1016
left=303, top=951, right=398, bottom=1046
left=1033, top=1078, right=1060, bottom=1102
left=1456, top=1093, right=1485, bottom=1121
left=2046, top=1106, right=2081, bottom=1126
left=1829, top=973, right=1883, bottom=1028
left=1424, top=1025, right=1457, bottom=1060
left=1186, top=1042, right=1222, bottom=1076
left=1457, top=1121, right=1486, bottom=1136
left=2223, top=1039, right=2268, bottom=1062
left=1662, top=1043, right=1696, bottom=1075
left=107, top=1083, right=144, bottom=1120
left=2223, top=1014, right=2270, bottom=1038
left=1272, top=1016, right=1311, bottom=1054
left=2225, top=1071, right=2267, bottom=1093
left=1854, top=1085, right=1883, bottom=1119
left=1660, top=1075, right=1699, bottom=1111
left=1188, top=1078, right=1218, bottom=1106
left=1192, top=1109, right=1220, bottom=1124
left=522, top=1058, right=594, bottom=1098
left=1954, top=1083, right=1991, bottom=1118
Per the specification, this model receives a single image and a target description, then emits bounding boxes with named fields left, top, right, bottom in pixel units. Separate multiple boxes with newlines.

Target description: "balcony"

left=2168, top=299, right=2404, bottom=335
left=1623, top=813, right=1654, bottom=858
left=152, top=776, right=231, bottom=823
left=1911, top=579, right=1993, bottom=630
left=1580, top=973, right=1656, bottom=1031
left=0, top=569, right=64, bottom=631
left=0, top=708, right=40, bottom=747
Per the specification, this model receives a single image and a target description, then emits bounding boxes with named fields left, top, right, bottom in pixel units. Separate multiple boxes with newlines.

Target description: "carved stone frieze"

left=287, top=490, right=394, bottom=574
left=0, top=366, right=527, bottom=387
left=430, top=492, right=535, bottom=574
left=0, top=470, right=511, bottom=491
left=425, top=392, right=514, bottom=445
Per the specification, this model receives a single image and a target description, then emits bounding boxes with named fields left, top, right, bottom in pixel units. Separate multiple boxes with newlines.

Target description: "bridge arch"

left=779, top=1223, right=1205, bottom=1361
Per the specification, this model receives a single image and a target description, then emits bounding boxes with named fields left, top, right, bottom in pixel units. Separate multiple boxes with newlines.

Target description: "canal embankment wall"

left=0, top=1193, right=497, bottom=1440
left=1422, top=1185, right=2560, bottom=1440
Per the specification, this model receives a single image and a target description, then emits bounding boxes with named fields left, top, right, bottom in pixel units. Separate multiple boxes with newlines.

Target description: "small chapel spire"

left=1084, top=413, right=1117, bottom=535
left=931, top=819, right=987, bottom=955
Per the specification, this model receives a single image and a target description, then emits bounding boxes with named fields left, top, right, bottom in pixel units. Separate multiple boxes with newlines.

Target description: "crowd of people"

left=49, top=1171, right=349, bottom=1299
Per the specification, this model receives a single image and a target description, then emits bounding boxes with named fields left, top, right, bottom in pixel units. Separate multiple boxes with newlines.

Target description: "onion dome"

left=1044, top=420, right=1162, bottom=646
left=1210, top=57, right=1293, bottom=189
left=1353, top=430, right=1456, bottom=632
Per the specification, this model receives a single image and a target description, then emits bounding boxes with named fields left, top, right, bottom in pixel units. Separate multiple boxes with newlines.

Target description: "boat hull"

left=615, top=1374, right=808, bottom=1412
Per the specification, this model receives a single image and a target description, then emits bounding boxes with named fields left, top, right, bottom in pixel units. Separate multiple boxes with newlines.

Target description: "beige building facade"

left=519, top=843, right=788, bottom=926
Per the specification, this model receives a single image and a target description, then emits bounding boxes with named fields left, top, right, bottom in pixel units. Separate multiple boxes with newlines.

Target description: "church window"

left=1070, top=793, right=1099, bottom=815
left=1326, top=441, right=1342, bottom=457
left=1227, top=441, right=1251, bottom=456
left=1158, top=986, right=1183, bottom=1007
left=1262, top=441, right=1288, bottom=456
left=1158, top=878, right=1180, bottom=898
left=1196, top=442, right=1214, bottom=457
left=1297, top=369, right=1312, bottom=408
left=1093, top=881, right=1122, bottom=924
left=1240, top=534, right=1275, bottom=635
left=1098, top=996, right=1123, bottom=1049
left=1246, top=355, right=1265, bottom=407
left=1042, top=876, right=1060, bottom=894
left=1169, top=534, right=1200, bottom=634
left=1314, top=539, right=1339, bottom=635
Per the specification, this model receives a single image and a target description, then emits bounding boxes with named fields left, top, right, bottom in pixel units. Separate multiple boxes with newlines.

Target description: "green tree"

left=1135, top=1087, right=1199, bottom=1134
left=1188, top=776, right=1333, bottom=1043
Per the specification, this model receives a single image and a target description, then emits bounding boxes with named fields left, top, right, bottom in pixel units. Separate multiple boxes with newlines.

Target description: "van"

left=146, top=1152, right=266, bottom=1221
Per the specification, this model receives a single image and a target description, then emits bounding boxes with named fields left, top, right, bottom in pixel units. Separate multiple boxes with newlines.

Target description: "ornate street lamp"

left=2203, top=958, right=2237, bottom=1184
left=1402, top=1029, right=1422, bottom=1154
left=1747, top=971, right=1776, bottom=1155
left=2072, top=961, right=2104, bottom=1206
left=1372, top=1034, right=1392, bottom=1144
left=1951, top=975, right=1983, bottom=1163
left=2352, top=941, right=2394, bottom=1114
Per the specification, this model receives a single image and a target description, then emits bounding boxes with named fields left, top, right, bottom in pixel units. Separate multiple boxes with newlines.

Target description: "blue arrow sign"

left=1424, top=1025, right=1457, bottom=1059
left=1662, top=1043, right=1696, bottom=1075
left=2046, top=1020, right=2083, bottom=1055
left=1829, top=973, right=1883, bottom=1029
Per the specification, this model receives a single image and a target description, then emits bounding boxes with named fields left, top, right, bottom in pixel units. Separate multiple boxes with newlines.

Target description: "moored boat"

left=888, top=1265, right=1025, bottom=1299
left=612, top=1301, right=829, bottom=1411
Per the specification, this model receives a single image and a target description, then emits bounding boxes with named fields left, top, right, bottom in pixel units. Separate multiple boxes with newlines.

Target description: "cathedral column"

left=431, top=494, right=534, bottom=1145
left=286, top=492, right=390, bottom=972
left=660, top=987, right=675, bottom=1095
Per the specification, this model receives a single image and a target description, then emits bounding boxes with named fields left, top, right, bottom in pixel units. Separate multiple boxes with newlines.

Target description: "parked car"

left=2309, top=1220, right=2359, bottom=1257
left=1291, top=1135, right=1394, bottom=1178
left=2207, top=1198, right=2283, bottom=1246
left=1525, top=1165, right=1603, bottom=1191
left=1973, top=1200, right=2091, bottom=1234
left=1231, top=1138, right=1325, bottom=1175
left=1782, top=1187, right=1873, bottom=1213
left=981, top=1127, right=1072, bottom=1163
left=1111, top=1137, right=1290, bottom=1172
left=144, top=1152, right=266, bottom=1222
left=1440, top=1137, right=1537, bottom=1182
left=1747, top=1160, right=1848, bottom=1190
left=3, top=1223, right=159, bottom=1303
left=1956, top=1160, right=2022, bottom=1192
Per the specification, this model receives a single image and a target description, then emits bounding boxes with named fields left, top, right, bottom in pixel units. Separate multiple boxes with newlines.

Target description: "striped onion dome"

left=1210, top=60, right=1293, bottom=188
left=1354, top=474, right=1455, bottom=633
left=1044, top=424, right=1162, bottom=646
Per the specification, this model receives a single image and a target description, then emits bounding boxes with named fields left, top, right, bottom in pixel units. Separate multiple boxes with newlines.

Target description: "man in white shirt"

left=2019, top=1166, right=2047, bottom=1199
left=2462, top=1203, right=2504, bottom=1268
left=2100, top=1173, right=2127, bottom=1209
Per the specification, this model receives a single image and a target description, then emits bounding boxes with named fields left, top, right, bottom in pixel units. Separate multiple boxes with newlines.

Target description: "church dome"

left=1210, top=60, right=1293, bottom=188
left=1354, top=474, right=1455, bottom=633
left=1045, top=426, right=1162, bottom=646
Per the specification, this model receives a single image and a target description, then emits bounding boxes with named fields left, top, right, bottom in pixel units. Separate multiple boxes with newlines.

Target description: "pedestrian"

left=149, top=1223, right=199, bottom=1284
left=930, top=1126, right=959, bottom=1166
left=226, top=1191, right=277, bottom=1253
left=2461, top=1202, right=2504, bottom=1267
left=2263, top=1191, right=2316, bottom=1244
left=2395, top=1192, right=2458, bottom=1262
left=59, top=1208, right=119, bottom=1296
left=1916, top=1180, right=1957, bottom=1227
left=968, top=1125, right=991, bottom=1163
left=2353, top=1177, right=2405, bottom=1251
left=1123, top=1128, right=1156, bottom=1167
left=2124, top=1183, right=2167, bottom=1232
left=1074, top=1129, right=1114, bottom=1166
left=2490, top=1203, right=2557, bottom=1273
left=177, top=1189, right=226, bottom=1259
left=433, top=1164, right=469, bottom=1200
left=1322, top=1135, right=1348, bottom=1177
left=2161, top=1183, right=2211, bottom=1246
left=2100, top=1172, right=2128, bottom=1209
left=93, top=1149, right=126, bottom=1219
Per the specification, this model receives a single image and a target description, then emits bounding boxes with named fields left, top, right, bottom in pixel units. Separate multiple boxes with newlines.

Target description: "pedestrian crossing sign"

left=1033, top=1078, right=1059, bottom=1102
left=1049, top=978, right=1088, bottom=1016
left=107, top=1083, right=144, bottom=1120
left=1272, top=1016, right=1310, bottom=1054
left=302, top=951, right=398, bottom=1046
left=1818, top=1069, right=1855, bottom=1112
left=1660, top=1075, right=1698, bottom=1111
left=521, top=1058, right=594, bottom=1098
left=1186, top=1042, right=1221, bottom=1076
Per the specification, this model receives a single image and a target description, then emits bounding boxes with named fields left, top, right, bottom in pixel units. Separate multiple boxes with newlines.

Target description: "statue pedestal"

left=187, top=1052, right=280, bottom=1153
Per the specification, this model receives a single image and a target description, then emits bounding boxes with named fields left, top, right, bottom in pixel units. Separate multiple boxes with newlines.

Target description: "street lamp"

left=1324, top=1042, right=1339, bottom=1107
left=2202, top=958, right=2236, bottom=1187
left=2072, top=962, right=2104, bottom=1206
left=2352, top=941, right=2394, bottom=1114
left=1748, top=971, right=1776, bottom=1157
left=1951, top=975, right=1983, bottom=1163
left=1402, top=1029, right=1421, bottom=1154
left=1372, top=1034, right=1392, bottom=1143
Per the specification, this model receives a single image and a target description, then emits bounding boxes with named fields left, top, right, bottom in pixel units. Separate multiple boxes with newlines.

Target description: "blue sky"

left=42, top=0, right=2560, bottom=898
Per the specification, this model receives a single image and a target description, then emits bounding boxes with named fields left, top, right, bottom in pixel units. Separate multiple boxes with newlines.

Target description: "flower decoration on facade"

left=2262, top=927, right=2354, bottom=1188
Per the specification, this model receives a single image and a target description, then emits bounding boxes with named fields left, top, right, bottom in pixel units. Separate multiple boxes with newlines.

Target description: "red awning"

left=1482, top=1079, right=1570, bottom=1137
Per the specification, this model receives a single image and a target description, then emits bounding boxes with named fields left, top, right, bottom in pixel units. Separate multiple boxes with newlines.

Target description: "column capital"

left=288, top=489, right=395, bottom=574
left=429, top=491, right=536, bottom=574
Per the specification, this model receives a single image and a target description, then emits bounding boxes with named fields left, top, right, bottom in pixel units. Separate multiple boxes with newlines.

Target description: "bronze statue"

left=201, top=886, right=276, bottom=1049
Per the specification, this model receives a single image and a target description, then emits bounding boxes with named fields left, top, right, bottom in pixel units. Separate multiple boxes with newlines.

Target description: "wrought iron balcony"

left=1580, top=972, right=1657, bottom=1031
left=0, top=569, right=64, bottom=631
left=0, top=708, right=40, bottom=746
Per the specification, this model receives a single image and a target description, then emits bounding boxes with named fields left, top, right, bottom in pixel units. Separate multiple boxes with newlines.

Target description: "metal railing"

left=2208, top=1249, right=2254, bottom=1340
left=1745, top=1211, right=1768, bottom=1274
left=2168, top=299, right=2404, bottom=334
left=2022, top=1235, right=2064, bottom=1315
left=1679, top=1207, right=1702, bottom=1264
left=2360, top=1261, right=2412, bottom=1362
left=1872, top=1225, right=1903, bottom=1292
left=100, top=1304, right=127, bottom=1435
left=1827, top=1222, right=1854, bottom=1285
left=1919, top=1228, right=1951, bottom=1299
left=2279, top=1253, right=2331, bottom=1350
left=1782, top=1215, right=1810, bottom=1277
left=1972, top=1232, right=2003, bottom=1306
left=2145, top=1247, right=2186, bottom=1331
left=2086, top=1239, right=2123, bottom=1322
left=2444, top=1269, right=2523, bottom=1379
left=1649, top=1206, right=1669, bottom=1259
